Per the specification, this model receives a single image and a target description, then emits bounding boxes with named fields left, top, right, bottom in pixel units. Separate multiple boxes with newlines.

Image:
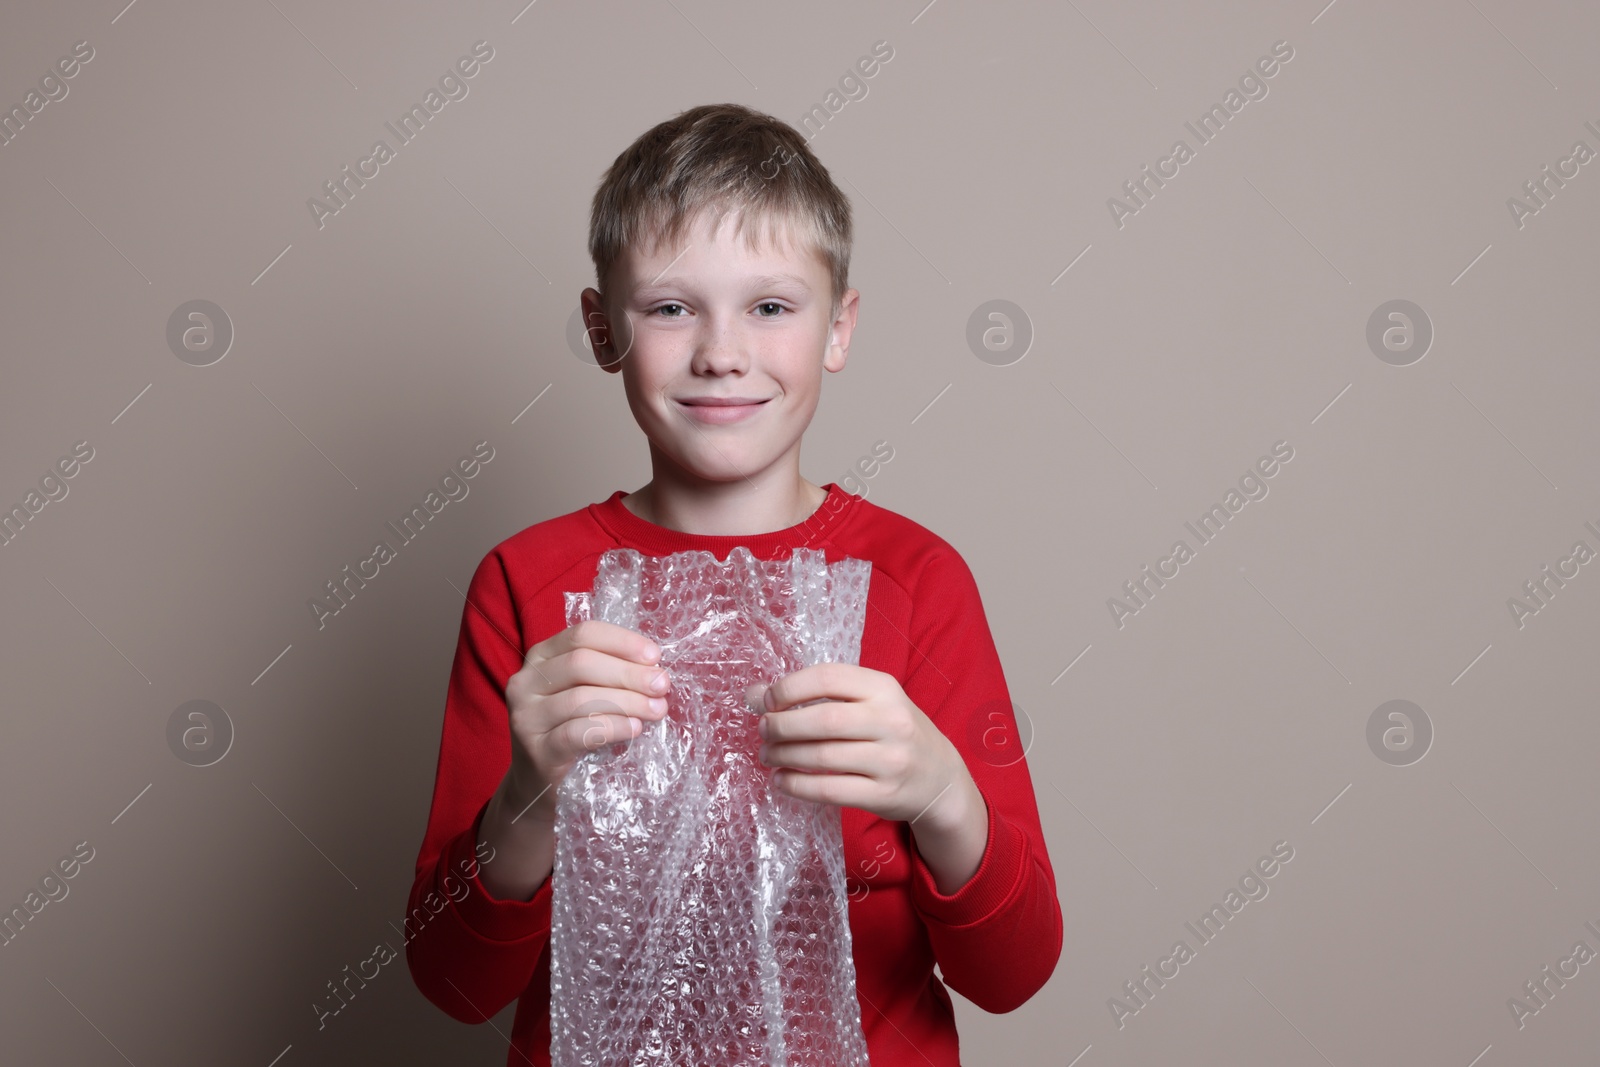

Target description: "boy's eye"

left=649, top=302, right=787, bottom=318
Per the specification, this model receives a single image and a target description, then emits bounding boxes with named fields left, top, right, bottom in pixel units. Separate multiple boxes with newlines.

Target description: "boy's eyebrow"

left=632, top=272, right=813, bottom=297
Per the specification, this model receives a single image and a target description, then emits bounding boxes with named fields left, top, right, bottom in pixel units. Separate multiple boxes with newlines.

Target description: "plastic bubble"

left=551, top=546, right=873, bottom=1066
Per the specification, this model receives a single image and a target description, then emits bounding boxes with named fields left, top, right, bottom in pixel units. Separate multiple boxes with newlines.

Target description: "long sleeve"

left=899, top=547, right=1063, bottom=1013
left=404, top=548, right=555, bottom=1024
left=405, top=488, right=1058, bottom=1063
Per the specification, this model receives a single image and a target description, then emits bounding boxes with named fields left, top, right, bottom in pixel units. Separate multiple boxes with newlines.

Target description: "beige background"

left=3, top=0, right=1598, bottom=1063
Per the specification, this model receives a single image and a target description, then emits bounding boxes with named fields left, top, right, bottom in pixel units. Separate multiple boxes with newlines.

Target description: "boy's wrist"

left=497, top=759, right=557, bottom=822
left=908, top=764, right=990, bottom=895
left=917, top=767, right=984, bottom=838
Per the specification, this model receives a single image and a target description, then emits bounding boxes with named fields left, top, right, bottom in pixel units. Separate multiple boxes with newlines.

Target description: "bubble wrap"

left=551, top=546, right=873, bottom=1067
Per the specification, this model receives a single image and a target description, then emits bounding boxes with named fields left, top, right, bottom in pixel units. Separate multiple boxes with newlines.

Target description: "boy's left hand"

left=747, top=663, right=973, bottom=827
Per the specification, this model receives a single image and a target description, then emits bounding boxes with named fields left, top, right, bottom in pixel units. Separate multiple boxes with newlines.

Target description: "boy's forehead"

left=619, top=208, right=825, bottom=291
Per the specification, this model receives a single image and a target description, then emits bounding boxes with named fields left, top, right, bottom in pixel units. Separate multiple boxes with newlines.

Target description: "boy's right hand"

left=501, top=619, right=671, bottom=821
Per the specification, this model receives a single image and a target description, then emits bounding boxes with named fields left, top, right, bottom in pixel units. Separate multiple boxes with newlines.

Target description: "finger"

left=758, top=700, right=879, bottom=744
left=556, top=686, right=669, bottom=728
left=544, top=632, right=672, bottom=701
left=561, top=708, right=644, bottom=758
left=761, top=739, right=881, bottom=776
left=544, top=618, right=662, bottom=668
left=772, top=767, right=874, bottom=808
left=758, top=662, right=874, bottom=715
left=744, top=681, right=835, bottom=713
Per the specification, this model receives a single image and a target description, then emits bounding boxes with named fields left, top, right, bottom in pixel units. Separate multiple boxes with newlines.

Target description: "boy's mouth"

left=675, top=395, right=772, bottom=406
left=674, top=396, right=772, bottom=424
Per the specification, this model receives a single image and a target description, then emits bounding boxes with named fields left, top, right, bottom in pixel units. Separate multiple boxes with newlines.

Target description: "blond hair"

left=588, top=103, right=853, bottom=320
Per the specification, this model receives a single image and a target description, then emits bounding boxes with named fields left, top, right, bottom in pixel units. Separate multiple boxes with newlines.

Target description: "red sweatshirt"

left=405, top=483, right=1062, bottom=1065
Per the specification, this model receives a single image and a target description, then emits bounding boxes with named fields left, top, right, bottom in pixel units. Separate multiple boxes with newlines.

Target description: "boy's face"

left=582, top=208, right=858, bottom=489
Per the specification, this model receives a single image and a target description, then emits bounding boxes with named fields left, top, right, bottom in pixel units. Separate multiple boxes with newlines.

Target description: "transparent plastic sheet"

left=551, top=546, right=873, bottom=1067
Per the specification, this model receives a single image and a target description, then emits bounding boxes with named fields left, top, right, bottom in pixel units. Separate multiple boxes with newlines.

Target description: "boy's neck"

left=620, top=473, right=828, bottom=538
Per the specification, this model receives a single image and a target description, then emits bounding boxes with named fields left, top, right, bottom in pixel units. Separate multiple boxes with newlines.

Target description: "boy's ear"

left=823, top=288, right=860, bottom=372
left=580, top=287, right=633, bottom=371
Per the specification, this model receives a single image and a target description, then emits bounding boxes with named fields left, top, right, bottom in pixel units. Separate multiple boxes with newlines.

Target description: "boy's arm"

left=900, top=547, right=1065, bottom=1013
left=404, top=549, right=554, bottom=1023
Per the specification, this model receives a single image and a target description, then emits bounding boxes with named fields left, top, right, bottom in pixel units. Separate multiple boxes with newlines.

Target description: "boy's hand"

left=748, top=663, right=977, bottom=828
left=502, top=619, right=672, bottom=820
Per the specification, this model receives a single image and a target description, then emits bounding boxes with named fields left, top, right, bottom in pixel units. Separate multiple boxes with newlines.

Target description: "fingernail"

left=651, top=670, right=670, bottom=693
left=631, top=717, right=643, bottom=736
left=650, top=697, right=668, bottom=714
left=757, top=715, right=769, bottom=739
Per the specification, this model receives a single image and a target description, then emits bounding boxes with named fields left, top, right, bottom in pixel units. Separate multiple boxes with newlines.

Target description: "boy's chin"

left=668, top=453, right=788, bottom=484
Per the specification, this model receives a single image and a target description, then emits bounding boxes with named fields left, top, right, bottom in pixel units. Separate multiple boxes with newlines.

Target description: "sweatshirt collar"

left=589, top=482, right=858, bottom=559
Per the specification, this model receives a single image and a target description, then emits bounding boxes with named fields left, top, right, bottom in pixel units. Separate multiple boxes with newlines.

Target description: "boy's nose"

left=690, top=326, right=747, bottom=374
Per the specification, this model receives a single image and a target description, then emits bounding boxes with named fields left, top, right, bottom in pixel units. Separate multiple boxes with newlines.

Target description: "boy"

left=405, top=102, right=1061, bottom=1065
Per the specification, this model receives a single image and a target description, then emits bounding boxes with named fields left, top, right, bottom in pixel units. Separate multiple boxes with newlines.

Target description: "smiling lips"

left=675, top=396, right=772, bottom=424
